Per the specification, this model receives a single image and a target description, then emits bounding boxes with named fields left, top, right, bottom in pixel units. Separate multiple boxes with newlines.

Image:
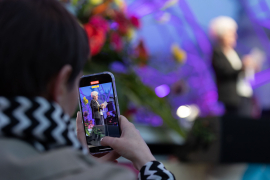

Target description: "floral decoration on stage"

left=60, top=0, right=186, bottom=137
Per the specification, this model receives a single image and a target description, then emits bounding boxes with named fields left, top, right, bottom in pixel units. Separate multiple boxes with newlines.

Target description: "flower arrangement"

left=91, top=126, right=105, bottom=141
left=62, top=0, right=186, bottom=137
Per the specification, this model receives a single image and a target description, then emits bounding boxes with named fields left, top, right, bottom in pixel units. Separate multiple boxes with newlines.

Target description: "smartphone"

left=78, top=72, right=121, bottom=154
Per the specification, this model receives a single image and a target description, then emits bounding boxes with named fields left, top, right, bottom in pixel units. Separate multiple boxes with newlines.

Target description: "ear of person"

left=51, top=65, right=73, bottom=103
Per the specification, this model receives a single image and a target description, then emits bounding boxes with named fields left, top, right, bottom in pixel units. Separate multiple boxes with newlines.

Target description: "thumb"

left=76, top=111, right=84, bottom=135
left=76, top=111, right=87, bottom=148
left=100, top=136, right=118, bottom=148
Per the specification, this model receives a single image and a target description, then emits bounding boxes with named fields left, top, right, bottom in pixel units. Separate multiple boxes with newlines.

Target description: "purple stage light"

left=128, top=0, right=225, bottom=116
left=133, top=107, right=163, bottom=126
left=250, top=68, right=270, bottom=88
left=109, top=62, right=127, bottom=73
left=155, top=84, right=170, bottom=98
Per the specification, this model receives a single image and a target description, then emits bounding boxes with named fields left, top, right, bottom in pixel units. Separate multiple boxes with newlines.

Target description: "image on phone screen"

left=79, top=80, right=121, bottom=149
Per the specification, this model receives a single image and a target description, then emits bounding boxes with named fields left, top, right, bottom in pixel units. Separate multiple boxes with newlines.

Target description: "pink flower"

left=130, top=16, right=140, bottom=28
left=110, top=32, right=123, bottom=52
left=114, top=11, right=129, bottom=35
left=89, top=15, right=109, bottom=33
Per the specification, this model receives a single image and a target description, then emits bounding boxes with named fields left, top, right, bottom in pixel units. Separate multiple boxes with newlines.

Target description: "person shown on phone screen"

left=105, top=111, right=114, bottom=125
left=90, top=91, right=105, bottom=125
left=0, top=0, right=175, bottom=179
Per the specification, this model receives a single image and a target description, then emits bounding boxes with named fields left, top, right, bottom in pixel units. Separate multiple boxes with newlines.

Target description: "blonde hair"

left=209, top=16, right=238, bottom=39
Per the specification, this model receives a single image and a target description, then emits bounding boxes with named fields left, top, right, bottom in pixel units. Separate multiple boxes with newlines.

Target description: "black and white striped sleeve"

left=138, top=161, right=175, bottom=180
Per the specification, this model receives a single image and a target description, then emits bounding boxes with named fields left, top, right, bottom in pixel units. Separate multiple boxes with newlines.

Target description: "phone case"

left=78, top=72, right=121, bottom=154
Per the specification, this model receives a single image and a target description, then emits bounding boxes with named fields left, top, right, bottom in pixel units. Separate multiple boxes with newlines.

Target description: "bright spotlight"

left=176, top=105, right=191, bottom=118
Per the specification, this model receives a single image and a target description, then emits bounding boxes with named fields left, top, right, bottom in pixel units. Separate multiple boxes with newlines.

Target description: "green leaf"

left=85, top=126, right=90, bottom=136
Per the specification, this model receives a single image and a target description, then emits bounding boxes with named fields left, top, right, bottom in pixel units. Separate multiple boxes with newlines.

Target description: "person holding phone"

left=0, top=0, right=175, bottom=179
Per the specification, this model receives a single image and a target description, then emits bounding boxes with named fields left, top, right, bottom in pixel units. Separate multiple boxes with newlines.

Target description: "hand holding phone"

left=100, top=116, right=156, bottom=170
left=77, top=72, right=156, bottom=169
left=78, top=72, right=121, bottom=154
left=76, top=113, right=156, bottom=168
left=76, top=111, right=120, bottom=161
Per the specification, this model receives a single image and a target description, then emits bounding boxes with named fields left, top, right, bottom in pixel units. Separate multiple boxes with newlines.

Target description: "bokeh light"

left=155, top=84, right=170, bottom=98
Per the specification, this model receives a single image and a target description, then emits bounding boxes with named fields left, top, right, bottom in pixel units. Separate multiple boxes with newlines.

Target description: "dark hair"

left=0, top=0, right=89, bottom=97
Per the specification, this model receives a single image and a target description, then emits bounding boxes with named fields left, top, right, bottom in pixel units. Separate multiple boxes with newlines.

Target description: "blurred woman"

left=210, top=16, right=257, bottom=116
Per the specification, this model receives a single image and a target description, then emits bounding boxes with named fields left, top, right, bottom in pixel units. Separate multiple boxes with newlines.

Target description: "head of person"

left=91, top=91, right=99, bottom=101
left=209, top=16, right=238, bottom=48
left=0, top=0, right=89, bottom=116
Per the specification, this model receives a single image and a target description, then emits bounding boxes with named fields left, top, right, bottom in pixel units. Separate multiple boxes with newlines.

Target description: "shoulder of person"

left=212, top=44, right=223, bottom=53
left=0, top=138, right=136, bottom=180
left=212, top=45, right=229, bottom=64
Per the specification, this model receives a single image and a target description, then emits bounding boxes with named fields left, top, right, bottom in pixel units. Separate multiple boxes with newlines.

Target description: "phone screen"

left=79, top=73, right=121, bottom=154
